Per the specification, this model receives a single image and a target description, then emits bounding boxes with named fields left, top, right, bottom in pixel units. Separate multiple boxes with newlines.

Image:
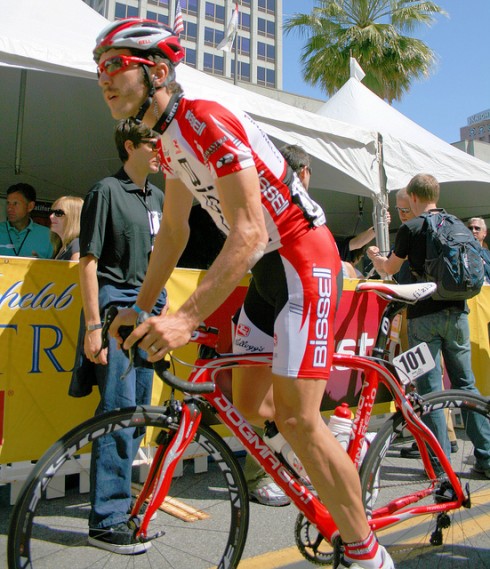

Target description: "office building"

left=460, top=109, right=490, bottom=145
left=84, top=0, right=283, bottom=89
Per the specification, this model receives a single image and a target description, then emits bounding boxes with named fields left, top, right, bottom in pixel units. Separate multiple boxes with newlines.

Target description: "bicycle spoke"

left=8, top=408, right=249, bottom=569
left=360, top=392, right=490, bottom=568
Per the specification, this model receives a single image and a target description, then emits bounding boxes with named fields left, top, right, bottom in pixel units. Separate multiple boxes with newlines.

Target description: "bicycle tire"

left=360, top=389, right=490, bottom=568
left=8, top=405, right=249, bottom=569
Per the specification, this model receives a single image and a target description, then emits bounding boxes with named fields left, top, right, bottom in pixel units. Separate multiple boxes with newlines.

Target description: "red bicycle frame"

left=135, top=346, right=467, bottom=544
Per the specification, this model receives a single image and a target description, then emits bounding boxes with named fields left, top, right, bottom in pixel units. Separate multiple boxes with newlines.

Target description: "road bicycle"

left=7, top=281, right=490, bottom=568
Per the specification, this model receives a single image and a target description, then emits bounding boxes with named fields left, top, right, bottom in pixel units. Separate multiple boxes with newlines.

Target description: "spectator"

left=342, top=246, right=367, bottom=278
left=367, top=173, right=490, bottom=477
left=392, top=187, right=414, bottom=284
left=70, top=118, right=167, bottom=554
left=467, top=217, right=490, bottom=284
left=49, top=196, right=83, bottom=261
left=467, top=217, right=488, bottom=248
left=0, top=183, right=53, bottom=258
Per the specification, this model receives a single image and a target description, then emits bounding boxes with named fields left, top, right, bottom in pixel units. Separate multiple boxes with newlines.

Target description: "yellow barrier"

left=0, top=256, right=488, bottom=464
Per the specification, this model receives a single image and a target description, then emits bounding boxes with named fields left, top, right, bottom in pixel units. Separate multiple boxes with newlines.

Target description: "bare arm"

left=349, top=227, right=375, bottom=250
left=367, top=246, right=405, bottom=278
left=124, top=167, right=268, bottom=360
left=78, top=254, right=107, bottom=364
left=135, top=178, right=193, bottom=312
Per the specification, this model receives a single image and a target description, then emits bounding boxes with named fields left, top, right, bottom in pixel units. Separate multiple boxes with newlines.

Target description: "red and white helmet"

left=94, top=18, right=185, bottom=64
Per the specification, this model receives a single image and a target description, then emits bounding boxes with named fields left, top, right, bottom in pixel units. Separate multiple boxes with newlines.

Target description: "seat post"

left=371, top=299, right=406, bottom=360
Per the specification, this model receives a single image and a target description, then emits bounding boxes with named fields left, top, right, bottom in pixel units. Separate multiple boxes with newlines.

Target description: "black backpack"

left=420, top=211, right=484, bottom=301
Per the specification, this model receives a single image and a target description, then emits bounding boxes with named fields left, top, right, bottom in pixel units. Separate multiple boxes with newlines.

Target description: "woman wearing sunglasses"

left=49, top=196, right=84, bottom=261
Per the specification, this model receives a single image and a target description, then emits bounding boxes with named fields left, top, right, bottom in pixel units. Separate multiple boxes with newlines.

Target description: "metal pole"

left=373, top=133, right=390, bottom=256
left=14, top=69, right=27, bottom=175
left=233, top=31, right=238, bottom=85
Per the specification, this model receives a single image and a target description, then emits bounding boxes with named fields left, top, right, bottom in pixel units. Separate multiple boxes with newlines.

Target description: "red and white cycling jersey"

left=156, top=95, right=325, bottom=253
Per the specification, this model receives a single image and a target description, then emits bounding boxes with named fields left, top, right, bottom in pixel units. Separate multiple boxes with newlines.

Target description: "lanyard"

left=6, top=224, right=31, bottom=256
left=135, top=185, right=158, bottom=246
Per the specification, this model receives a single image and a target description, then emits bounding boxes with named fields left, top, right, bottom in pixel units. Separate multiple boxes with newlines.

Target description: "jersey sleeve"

left=188, top=101, right=255, bottom=178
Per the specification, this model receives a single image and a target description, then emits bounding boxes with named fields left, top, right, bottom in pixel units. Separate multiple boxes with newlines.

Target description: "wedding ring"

left=149, top=345, right=159, bottom=354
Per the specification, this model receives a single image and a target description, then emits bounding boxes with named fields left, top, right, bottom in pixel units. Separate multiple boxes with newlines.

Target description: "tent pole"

left=14, top=69, right=27, bottom=175
left=373, top=133, right=390, bottom=257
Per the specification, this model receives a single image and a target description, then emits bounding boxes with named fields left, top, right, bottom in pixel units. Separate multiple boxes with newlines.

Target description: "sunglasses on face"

left=396, top=206, right=411, bottom=214
left=49, top=209, right=65, bottom=218
left=97, top=55, right=155, bottom=78
left=468, top=225, right=482, bottom=232
left=140, top=138, right=159, bottom=151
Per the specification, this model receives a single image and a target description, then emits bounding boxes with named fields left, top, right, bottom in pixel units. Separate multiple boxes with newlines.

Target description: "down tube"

left=203, top=385, right=339, bottom=540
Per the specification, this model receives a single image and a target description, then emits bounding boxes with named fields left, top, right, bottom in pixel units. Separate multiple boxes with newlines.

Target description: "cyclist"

left=95, top=19, right=395, bottom=568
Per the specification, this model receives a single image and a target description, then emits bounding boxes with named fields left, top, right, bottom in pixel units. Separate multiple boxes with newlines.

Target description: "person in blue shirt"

left=0, top=183, right=53, bottom=258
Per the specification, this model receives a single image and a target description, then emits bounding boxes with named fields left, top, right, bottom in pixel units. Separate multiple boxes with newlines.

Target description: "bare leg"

left=271, top=373, right=370, bottom=544
left=232, top=366, right=274, bottom=426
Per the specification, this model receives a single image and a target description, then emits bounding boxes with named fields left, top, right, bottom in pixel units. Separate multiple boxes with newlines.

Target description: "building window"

left=258, top=0, right=275, bottom=14
left=182, top=0, right=198, bottom=15
left=257, top=42, right=275, bottom=62
left=115, top=2, right=139, bottom=19
left=205, top=1, right=225, bottom=23
left=241, top=0, right=251, bottom=6
left=204, top=52, right=224, bottom=76
left=266, top=68, right=276, bottom=87
left=148, top=0, right=169, bottom=6
left=239, top=12, right=250, bottom=31
left=185, top=48, right=197, bottom=68
left=257, top=17, right=275, bottom=39
left=237, top=36, right=250, bottom=56
left=204, top=26, right=224, bottom=47
left=183, top=21, right=198, bottom=41
left=147, top=10, right=169, bottom=25
left=257, top=66, right=275, bottom=87
left=238, top=61, right=250, bottom=82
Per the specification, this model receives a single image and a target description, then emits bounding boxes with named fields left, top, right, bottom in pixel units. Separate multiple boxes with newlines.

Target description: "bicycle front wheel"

left=360, top=390, right=490, bottom=568
left=8, top=406, right=249, bottom=569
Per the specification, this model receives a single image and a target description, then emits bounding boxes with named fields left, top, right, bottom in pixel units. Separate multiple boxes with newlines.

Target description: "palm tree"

left=283, top=0, right=447, bottom=103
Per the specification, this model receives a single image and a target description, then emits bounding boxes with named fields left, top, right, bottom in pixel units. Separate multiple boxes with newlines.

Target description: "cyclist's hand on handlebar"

left=123, top=311, right=195, bottom=362
left=108, top=307, right=139, bottom=346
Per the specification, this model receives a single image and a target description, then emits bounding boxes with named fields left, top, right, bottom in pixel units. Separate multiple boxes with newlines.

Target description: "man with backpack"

left=367, top=173, right=490, bottom=478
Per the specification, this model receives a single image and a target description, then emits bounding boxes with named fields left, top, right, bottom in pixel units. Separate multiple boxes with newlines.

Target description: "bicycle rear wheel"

left=360, top=390, right=490, bottom=568
left=8, top=405, right=249, bottom=569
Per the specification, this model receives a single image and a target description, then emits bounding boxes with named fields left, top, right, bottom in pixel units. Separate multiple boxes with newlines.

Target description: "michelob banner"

left=0, top=256, right=488, bottom=464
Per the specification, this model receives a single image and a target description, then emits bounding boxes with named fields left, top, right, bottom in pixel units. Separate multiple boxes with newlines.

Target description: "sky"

left=281, top=0, right=490, bottom=144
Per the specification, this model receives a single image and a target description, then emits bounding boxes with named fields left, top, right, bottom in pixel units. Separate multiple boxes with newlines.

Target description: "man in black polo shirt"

left=71, top=119, right=167, bottom=554
left=367, top=173, right=490, bottom=478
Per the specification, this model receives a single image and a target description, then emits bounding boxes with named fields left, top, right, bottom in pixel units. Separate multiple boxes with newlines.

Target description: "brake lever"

left=93, top=305, right=119, bottom=358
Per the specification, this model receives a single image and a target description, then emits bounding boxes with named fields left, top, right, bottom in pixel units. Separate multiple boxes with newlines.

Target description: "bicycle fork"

left=132, top=399, right=202, bottom=541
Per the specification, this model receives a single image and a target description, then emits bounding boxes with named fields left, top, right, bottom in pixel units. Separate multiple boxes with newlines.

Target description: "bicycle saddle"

left=356, top=281, right=437, bottom=303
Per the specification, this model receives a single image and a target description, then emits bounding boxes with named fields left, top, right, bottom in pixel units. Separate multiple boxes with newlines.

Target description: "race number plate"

left=392, top=342, right=435, bottom=385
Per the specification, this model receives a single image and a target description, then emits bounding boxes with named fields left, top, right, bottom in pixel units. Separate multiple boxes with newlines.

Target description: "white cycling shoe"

left=337, top=545, right=395, bottom=569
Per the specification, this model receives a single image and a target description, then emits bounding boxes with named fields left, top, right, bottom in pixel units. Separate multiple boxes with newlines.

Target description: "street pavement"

left=2, top=462, right=490, bottom=569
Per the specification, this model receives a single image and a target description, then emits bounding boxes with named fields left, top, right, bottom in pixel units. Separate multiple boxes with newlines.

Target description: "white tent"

left=0, top=0, right=385, bottom=238
left=1, top=0, right=489, bottom=243
left=317, top=77, right=490, bottom=222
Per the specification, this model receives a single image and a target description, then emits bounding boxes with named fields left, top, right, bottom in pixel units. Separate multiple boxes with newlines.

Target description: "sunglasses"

left=49, top=209, right=65, bottom=218
left=140, top=138, right=159, bottom=151
left=396, top=206, right=411, bottom=214
left=97, top=55, right=155, bottom=78
left=468, top=225, right=482, bottom=231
